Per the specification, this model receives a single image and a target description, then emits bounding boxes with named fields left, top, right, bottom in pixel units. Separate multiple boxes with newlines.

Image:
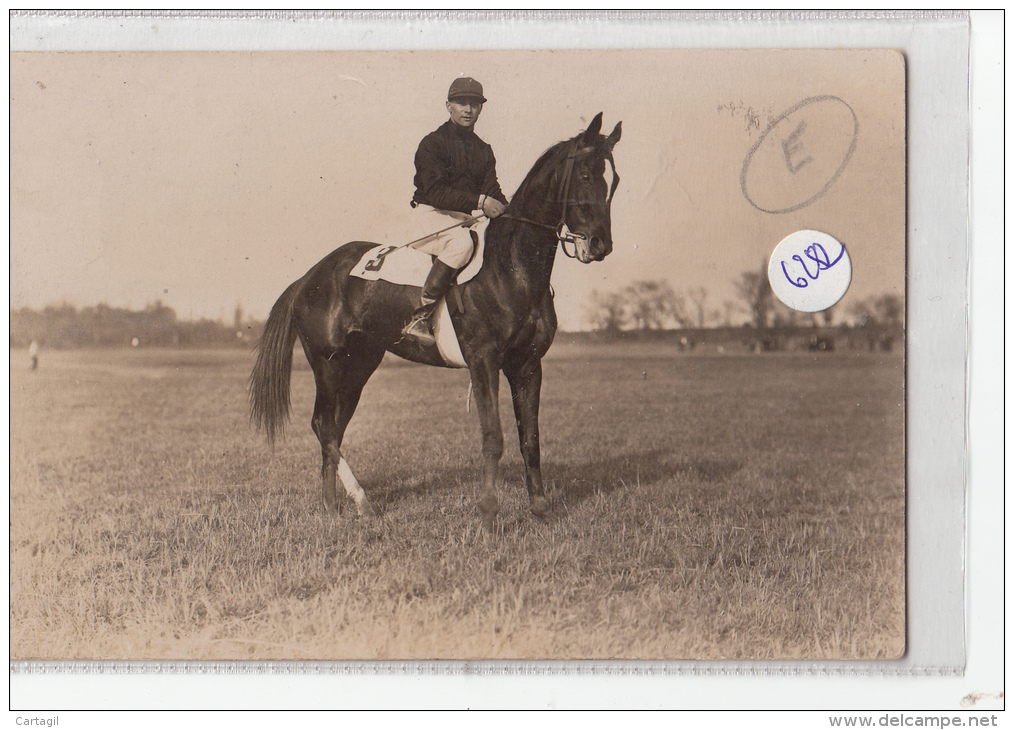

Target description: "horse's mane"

left=508, top=131, right=612, bottom=212
left=508, top=140, right=570, bottom=210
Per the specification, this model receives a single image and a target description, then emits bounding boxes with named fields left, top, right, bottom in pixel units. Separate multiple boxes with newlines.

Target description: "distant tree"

left=734, top=264, right=774, bottom=329
left=719, top=299, right=737, bottom=327
left=625, top=280, right=690, bottom=330
left=872, top=293, right=903, bottom=327
left=139, top=300, right=179, bottom=345
left=585, top=289, right=626, bottom=333
left=770, top=297, right=808, bottom=328
left=9, top=300, right=256, bottom=349
left=847, top=299, right=871, bottom=327
left=584, top=279, right=693, bottom=333
left=846, top=292, right=904, bottom=351
left=848, top=293, right=902, bottom=328
left=687, top=286, right=709, bottom=328
left=816, top=304, right=835, bottom=327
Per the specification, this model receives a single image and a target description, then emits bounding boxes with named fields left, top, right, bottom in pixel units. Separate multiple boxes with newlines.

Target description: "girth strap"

left=446, top=283, right=465, bottom=316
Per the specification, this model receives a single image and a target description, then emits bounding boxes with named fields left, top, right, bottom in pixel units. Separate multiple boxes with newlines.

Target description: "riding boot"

left=401, top=259, right=458, bottom=347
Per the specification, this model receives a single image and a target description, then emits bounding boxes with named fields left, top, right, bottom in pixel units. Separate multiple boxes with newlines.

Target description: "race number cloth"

left=348, top=217, right=488, bottom=287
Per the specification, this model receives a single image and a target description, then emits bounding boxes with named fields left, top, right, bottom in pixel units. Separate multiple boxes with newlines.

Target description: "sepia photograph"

left=10, top=47, right=906, bottom=662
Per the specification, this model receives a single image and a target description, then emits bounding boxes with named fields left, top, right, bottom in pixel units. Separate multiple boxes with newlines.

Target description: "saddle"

left=347, top=218, right=489, bottom=368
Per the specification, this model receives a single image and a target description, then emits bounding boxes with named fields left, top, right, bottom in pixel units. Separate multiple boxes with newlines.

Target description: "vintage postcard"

left=10, top=48, right=906, bottom=662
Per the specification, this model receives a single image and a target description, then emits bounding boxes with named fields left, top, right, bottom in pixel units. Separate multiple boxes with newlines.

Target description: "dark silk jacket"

left=412, top=120, right=508, bottom=214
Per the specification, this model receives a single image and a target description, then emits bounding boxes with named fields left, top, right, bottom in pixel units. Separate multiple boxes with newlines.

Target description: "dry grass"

left=9, top=344, right=904, bottom=660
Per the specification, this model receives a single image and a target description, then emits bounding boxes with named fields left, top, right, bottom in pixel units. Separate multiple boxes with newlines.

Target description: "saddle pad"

left=349, top=244, right=432, bottom=286
left=432, top=298, right=466, bottom=369
left=348, top=217, right=488, bottom=287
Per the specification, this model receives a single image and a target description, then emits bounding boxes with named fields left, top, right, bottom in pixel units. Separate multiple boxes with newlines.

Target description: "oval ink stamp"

left=768, top=230, right=851, bottom=312
left=741, top=96, right=858, bottom=214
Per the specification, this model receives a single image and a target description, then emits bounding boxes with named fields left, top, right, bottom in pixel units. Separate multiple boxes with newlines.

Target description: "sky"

left=10, top=49, right=905, bottom=329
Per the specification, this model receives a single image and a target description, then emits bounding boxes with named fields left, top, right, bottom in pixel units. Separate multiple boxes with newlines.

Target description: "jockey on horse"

left=401, top=76, right=509, bottom=346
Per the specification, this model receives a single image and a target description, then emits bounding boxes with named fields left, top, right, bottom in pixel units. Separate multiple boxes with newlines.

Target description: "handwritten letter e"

left=781, top=121, right=813, bottom=174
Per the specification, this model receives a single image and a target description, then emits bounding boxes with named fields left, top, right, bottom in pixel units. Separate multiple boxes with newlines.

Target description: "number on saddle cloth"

left=364, top=245, right=397, bottom=273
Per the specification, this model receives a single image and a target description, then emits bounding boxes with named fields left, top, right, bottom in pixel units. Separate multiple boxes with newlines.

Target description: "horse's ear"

left=583, top=112, right=603, bottom=142
left=606, top=121, right=622, bottom=149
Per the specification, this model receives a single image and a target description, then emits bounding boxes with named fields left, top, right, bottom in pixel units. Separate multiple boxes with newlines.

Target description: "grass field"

left=9, top=343, right=905, bottom=661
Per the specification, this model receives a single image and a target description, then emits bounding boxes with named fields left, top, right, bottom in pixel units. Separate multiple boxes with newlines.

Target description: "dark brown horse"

left=250, top=112, right=621, bottom=531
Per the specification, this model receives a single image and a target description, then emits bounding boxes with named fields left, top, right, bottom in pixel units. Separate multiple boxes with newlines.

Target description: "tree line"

left=9, top=301, right=263, bottom=349
left=584, top=265, right=904, bottom=351
left=10, top=268, right=903, bottom=352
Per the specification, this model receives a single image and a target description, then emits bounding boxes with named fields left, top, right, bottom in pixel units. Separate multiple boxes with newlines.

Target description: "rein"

left=500, top=215, right=588, bottom=260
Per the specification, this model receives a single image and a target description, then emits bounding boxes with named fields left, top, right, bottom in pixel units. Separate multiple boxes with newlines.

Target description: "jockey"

left=401, top=76, right=509, bottom=346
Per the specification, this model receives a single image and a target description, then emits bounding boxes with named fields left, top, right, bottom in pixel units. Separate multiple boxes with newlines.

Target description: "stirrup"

left=402, top=313, right=436, bottom=347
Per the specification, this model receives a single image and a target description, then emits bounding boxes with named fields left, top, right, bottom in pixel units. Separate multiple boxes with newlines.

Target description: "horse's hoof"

left=357, top=500, right=376, bottom=518
left=530, top=496, right=551, bottom=518
left=478, top=496, right=498, bottom=535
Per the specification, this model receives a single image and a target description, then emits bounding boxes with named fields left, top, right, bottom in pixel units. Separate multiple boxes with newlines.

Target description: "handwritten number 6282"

left=781, top=242, right=845, bottom=289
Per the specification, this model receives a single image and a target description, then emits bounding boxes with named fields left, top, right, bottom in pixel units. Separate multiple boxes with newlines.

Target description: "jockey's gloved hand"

left=482, top=197, right=506, bottom=219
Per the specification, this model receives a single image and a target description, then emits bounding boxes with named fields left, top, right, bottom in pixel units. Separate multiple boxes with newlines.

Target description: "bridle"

left=503, top=141, right=620, bottom=259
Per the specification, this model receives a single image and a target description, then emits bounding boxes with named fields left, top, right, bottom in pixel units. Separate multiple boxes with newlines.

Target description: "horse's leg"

left=469, top=359, right=504, bottom=533
left=505, top=355, right=551, bottom=518
left=331, top=344, right=386, bottom=517
left=336, top=456, right=371, bottom=517
left=310, top=357, right=344, bottom=518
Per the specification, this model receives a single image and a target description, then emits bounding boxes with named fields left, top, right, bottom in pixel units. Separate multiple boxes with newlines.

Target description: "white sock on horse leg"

left=337, top=456, right=368, bottom=505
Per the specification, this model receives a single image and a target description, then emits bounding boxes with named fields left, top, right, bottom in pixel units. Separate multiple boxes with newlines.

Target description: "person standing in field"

left=401, top=76, right=509, bottom=347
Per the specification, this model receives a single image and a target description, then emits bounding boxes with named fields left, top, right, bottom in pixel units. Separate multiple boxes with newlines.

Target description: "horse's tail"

left=249, top=278, right=302, bottom=444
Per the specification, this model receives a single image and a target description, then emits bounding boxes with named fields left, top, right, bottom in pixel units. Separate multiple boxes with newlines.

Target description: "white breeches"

left=411, top=204, right=479, bottom=270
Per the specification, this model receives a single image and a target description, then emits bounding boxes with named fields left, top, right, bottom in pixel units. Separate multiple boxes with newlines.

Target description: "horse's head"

left=558, top=112, right=622, bottom=263
left=507, top=113, right=622, bottom=263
